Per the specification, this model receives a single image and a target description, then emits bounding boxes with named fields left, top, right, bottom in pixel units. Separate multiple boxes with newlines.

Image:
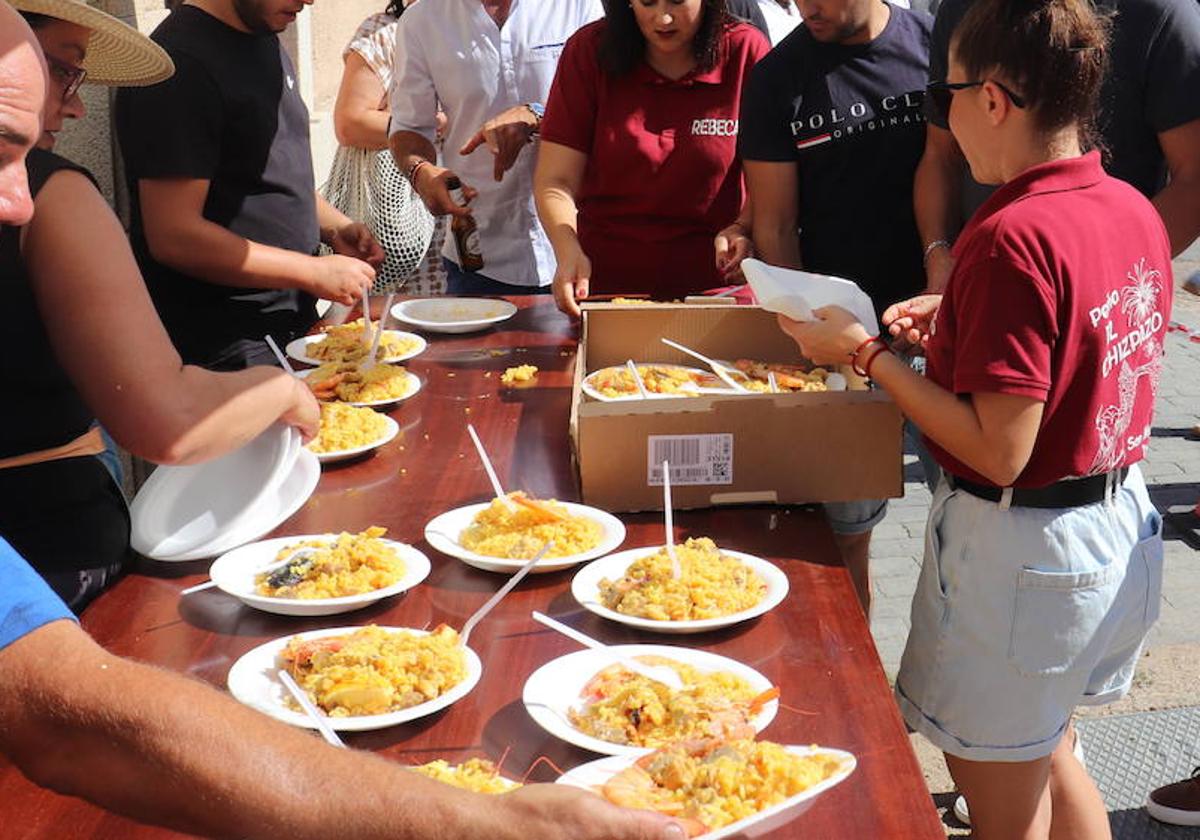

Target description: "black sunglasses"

left=926, top=79, right=1026, bottom=124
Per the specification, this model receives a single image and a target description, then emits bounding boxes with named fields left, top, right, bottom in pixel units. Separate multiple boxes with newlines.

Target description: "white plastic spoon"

left=662, top=459, right=681, bottom=580
left=459, top=541, right=553, bottom=650
left=278, top=669, right=347, bottom=749
left=625, top=359, right=649, bottom=399
left=264, top=334, right=296, bottom=376
left=364, top=292, right=395, bottom=370
left=531, top=611, right=684, bottom=691
left=180, top=546, right=321, bottom=597
left=466, top=424, right=516, bottom=511
left=659, top=337, right=749, bottom=393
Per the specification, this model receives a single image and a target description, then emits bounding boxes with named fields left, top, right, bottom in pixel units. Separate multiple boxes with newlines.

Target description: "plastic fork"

left=531, top=611, right=684, bottom=691
left=278, top=669, right=347, bottom=749
left=659, top=337, right=749, bottom=392
left=459, top=541, right=553, bottom=649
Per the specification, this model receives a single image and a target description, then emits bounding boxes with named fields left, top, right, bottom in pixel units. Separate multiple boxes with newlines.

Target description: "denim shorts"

left=895, top=464, right=1163, bottom=762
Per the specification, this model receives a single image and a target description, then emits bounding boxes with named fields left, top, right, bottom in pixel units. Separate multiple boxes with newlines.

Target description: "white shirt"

left=756, top=0, right=802, bottom=46
left=390, top=0, right=603, bottom=286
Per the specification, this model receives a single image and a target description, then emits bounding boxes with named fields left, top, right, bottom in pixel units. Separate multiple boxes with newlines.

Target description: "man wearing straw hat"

left=114, top=0, right=385, bottom=371
left=0, top=14, right=686, bottom=836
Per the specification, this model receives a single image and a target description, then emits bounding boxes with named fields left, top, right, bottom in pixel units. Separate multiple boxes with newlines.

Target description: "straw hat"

left=9, top=0, right=174, bottom=86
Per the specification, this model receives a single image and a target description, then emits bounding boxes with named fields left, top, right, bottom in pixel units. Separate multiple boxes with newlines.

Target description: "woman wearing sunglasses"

left=2, top=0, right=320, bottom=611
left=776, top=0, right=1169, bottom=836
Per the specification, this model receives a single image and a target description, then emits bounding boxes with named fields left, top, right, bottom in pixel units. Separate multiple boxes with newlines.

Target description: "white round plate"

left=423, top=502, right=625, bottom=574
left=556, top=745, right=856, bottom=839
left=208, top=535, right=431, bottom=616
left=285, top=330, right=427, bottom=366
left=152, top=448, right=321, bottom=562
left=227, top=626, right=482, bottom=732
left=131, top=425, right=299, bottom=560
left=581, top=364, right=737, bottom=402
left=296, top=366, right=422, bottom=409
left=522, top=644, right=778, bottom=757
left=570, top=547, right=789, bottom=634
left=308, top=414, right=400, bottom=464
left=391, top=298, right=518, bottom=334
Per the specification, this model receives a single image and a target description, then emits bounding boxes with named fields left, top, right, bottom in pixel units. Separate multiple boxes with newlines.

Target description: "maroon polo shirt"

left=925, top=152, right=1173, bottom=487
left=541, top=20, right=768, bottom=299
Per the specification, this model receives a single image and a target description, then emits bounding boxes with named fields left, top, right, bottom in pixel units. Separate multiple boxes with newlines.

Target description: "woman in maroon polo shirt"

left=777, top=0, right=1169, bottom=837
left=534, top=0, right=768, bottom=315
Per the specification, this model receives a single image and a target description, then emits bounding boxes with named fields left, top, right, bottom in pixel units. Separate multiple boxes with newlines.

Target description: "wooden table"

left=0, top=298, right=943, bottom=839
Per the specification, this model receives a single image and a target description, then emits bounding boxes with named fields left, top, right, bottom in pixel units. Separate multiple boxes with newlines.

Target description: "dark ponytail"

left=952, top=0, right=1110, bottom=144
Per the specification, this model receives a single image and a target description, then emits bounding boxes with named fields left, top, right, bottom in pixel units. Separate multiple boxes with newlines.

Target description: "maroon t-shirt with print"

left=540, top=20, right=768, bottom=299
left=924, top=152, right=1173, bottom=489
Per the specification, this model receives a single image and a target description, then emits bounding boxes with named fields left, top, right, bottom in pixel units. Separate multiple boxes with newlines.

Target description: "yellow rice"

left=459, top=492, right=602, bottom=559
left=309, top=319, right=421, bottom=363
left=306, top=402, right=390, bottom=453
left=598, top=537, right=766, bottom=621
left=280, top=624, right=466, bottom=717
left=500, top=364, right=538, bottom=386
left=255, top=527, right=405, bottom=599
left=569, top=657, right=762, bottom=748
left=611, top=739, right=847, bottom=830
left=309, top=362, right=415, bottom=403
left=411, top=758, right=520, bottom=793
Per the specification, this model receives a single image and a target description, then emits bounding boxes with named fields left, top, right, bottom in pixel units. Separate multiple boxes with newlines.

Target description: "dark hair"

left=385, top=1, right=407, bottom=18
left=952, top=0, right=1110, bottom=142
left=599, top=0, right=729, bottom=77
left=19, top=11, right=54, bottom=29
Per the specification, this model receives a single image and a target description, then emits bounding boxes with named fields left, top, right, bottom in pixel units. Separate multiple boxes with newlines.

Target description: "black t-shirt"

left=738, top=5, right=932, bottom=315
left=927, top=0, right=1200, bottom=201
left=115, top=5, right=320, bottom=371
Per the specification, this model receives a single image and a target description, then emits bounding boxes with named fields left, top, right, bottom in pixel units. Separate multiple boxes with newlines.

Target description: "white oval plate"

left=571, top=547, right=789, bottom=634
left=522, top=644, right=778, bottom=757
left=227, top=626, right=482, bottom=732
left=308, top=414, right=400, bottom=464
left=208, top=535, right=431, bottom=616
left=423, top=502, right=625, bottom=574
left=391, top=298, right=518, bottom=334
left=581, top=364, right=738, bottom=403
left=556, top=744, right=856, bottom=839
left=296, top=366, right=422, bottom=409
left=151, top=448, right=321, bottom=563
left=131, top=425, right=298, bottom=560
left=285, top=330, right=427, bottom=366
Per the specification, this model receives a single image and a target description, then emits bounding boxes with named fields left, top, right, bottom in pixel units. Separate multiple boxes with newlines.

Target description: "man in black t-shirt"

left=736, top=0, right=932, bottom=612
left=915, top=0, right=1200, bottom=292
left=116, top=0, right=384, bottom=371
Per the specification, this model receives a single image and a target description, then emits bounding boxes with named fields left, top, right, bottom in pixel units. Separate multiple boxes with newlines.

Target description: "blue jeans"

left=444, top=260, right=551, bottom=296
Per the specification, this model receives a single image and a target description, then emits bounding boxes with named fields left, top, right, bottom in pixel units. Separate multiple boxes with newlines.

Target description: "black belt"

left=946, top=467, right=1129, bottom=509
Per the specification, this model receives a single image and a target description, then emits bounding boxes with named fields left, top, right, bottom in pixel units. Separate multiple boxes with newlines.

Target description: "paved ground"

left=867, top=240, right=1200, bottom=833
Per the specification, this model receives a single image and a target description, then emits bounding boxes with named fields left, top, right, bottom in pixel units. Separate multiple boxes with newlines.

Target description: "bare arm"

left=0, top=621, right=681, bottom=840
left=1152, top=118, right=1200, bottom=257
left=333, top=51, right=390, bottom=150
left=744, top=160, right=801, bottom=269
left=389, top=129, right=476, bottom=219
left=779, top=309, right=1044, bottom=485
left=534, top=140, right=590, bottom=317
left=137, top=178, right=372, bottom=306
left=23, top=171, right=319, bottom=463
left=912, top=124, right=965, bottom=292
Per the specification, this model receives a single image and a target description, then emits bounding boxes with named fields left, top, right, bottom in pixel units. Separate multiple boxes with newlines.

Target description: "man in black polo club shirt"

left=737, top=0, right=933, bottom=612
left=116, top=0, right=384, bottom=371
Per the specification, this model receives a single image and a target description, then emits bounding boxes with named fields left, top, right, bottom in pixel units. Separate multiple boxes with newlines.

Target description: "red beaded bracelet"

left=849, top=334, right=880, bottom=364
left=861, top=344, right=890, bottom=380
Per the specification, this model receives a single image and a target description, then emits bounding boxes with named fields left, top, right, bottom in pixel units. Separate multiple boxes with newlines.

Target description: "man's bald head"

left=0, top=2, right=45, bottom=225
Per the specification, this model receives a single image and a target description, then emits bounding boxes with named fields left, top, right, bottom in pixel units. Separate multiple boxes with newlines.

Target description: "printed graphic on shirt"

left=791, top=91, right=925, bottom=152
left=1087, top=257, right=1166, bottom=474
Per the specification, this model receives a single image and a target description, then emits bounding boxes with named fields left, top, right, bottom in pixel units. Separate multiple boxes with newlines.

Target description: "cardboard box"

left=570, top=304, right=903, bottom=512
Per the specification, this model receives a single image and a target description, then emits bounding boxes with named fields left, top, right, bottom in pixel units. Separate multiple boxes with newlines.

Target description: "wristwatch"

left=525, top=102, right=545, bottom=139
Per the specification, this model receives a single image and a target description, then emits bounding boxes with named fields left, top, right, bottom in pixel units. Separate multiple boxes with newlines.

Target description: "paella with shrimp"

left=306, top=362, right=417, bottom=404
left=568, top=657, right=778, bottom=748
left=459, top=492, right=603, bottom=560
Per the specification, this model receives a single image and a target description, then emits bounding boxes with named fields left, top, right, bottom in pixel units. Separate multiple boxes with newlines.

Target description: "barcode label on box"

left=647, top=434, right=734, bottom=486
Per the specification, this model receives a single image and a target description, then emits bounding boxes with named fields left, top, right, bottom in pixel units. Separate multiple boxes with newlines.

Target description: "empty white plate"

left=391, top=298, right=518, bottom=334
left=208, top=534, right=431, bottom=616
left=571, top=547, right=790, bottom=634
left=130, top=425, right=299, bottom=561
left=556, top=744, right=856, bottom=838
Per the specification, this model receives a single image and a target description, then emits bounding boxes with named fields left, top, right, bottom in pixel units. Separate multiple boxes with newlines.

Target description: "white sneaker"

left=953, top=733, right=1086, bottom=826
